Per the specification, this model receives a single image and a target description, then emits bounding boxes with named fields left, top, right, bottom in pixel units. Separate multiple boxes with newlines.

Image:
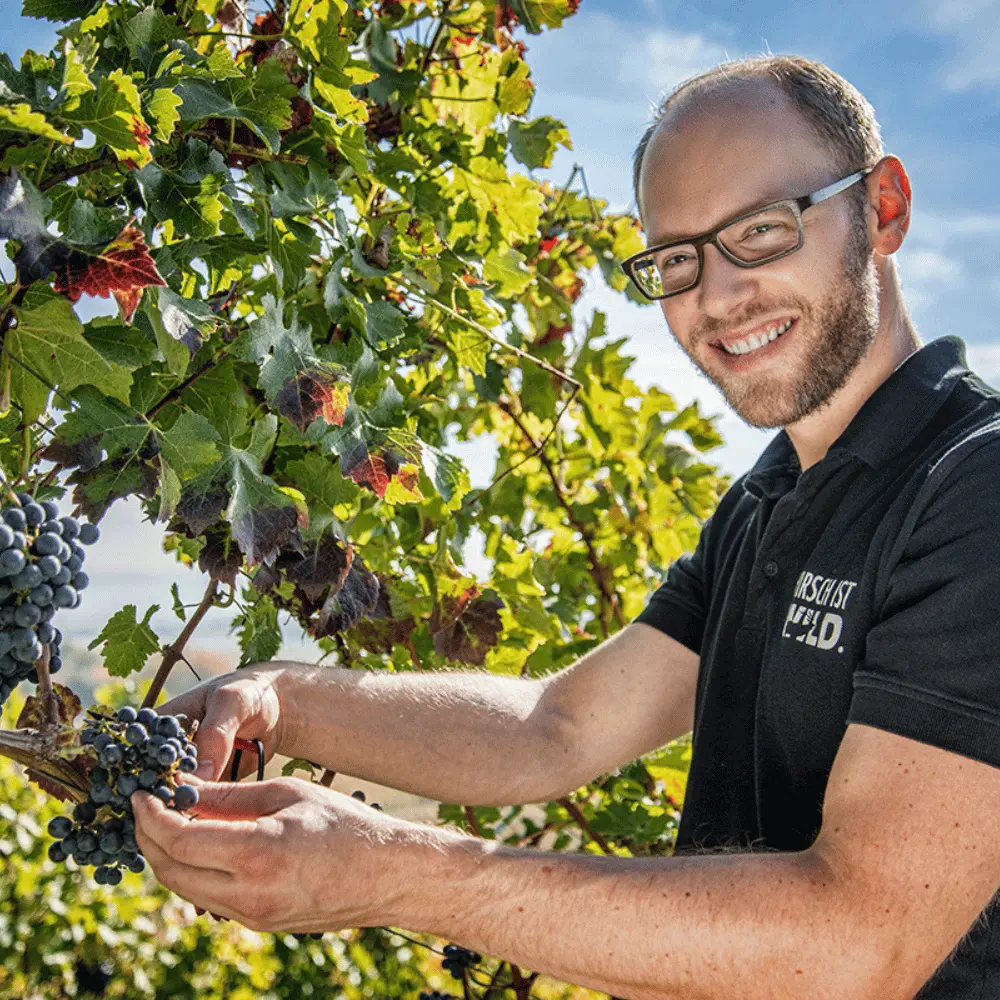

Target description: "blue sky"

left=5, top=2, right=1000, bottom=662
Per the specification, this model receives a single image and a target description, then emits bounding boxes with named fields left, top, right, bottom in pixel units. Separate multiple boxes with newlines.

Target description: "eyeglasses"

left=621, top=167, right=875, bottom=301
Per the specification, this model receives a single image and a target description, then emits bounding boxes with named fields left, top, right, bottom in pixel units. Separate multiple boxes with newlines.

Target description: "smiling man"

left=133, top=55, right=1000, bottom=1000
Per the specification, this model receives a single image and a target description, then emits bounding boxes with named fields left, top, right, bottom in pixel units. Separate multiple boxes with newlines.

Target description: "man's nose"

left=695, top=241, right=759, bottom=318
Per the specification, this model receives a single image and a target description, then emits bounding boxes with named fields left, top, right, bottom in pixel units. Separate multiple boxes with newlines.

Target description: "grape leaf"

left=243, top=299, right=351, bottom=433
left=282, top=531, right=350, bottom=602
left=507, top=116, right=571, bottom=169
left=136, top=162, right=225, bottom=240
left=233, top=593, right=282, bottom=666
left=62, top=69, right=153, bottom=168
left=9, top=287, right=134, bottom=422
left=313, top=551, right=380, bottom=636
left=21, top=0, right=96, bottom=19
left=0, top=103, right=73, bottom=143
left=0, top=168, right=75, bottom=286
left=226, top=449, right=299, bottom=566
left=51, top=223, right=167, bottom=324
left=173, top=472, right=229, bottom=537
left=432, top=595, right=505, bottom=665
left=280, top=453, right=359, bottom=529
left=159, top=411, right=220, bottom=477
left=88, top=604, right=161, bottom=677
left=197, top=524, right=241, bottom=586
left=325, top=408, right=423, bottom=501
left=156, top=286, right=215, bottom=357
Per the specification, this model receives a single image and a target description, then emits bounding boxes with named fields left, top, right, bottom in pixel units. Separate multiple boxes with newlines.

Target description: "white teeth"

left=721, top=319, right=794, bottom=355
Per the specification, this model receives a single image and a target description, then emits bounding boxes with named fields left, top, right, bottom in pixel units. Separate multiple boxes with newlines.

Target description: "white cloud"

left=617, top=21, right=733, bottom=96
left=922, top=0, right=1000, bottom=90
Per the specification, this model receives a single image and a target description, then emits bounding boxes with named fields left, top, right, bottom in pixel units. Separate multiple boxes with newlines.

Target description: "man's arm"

left=274, top=621, right=697, bottom=807
left=384, top=723, right=1000, bottom=1000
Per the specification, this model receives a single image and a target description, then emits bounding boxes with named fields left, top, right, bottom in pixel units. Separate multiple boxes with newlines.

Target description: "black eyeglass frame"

left=621, top=166, right=877, bottom=301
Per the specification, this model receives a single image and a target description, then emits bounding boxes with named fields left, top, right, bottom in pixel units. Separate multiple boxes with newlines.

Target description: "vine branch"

left=557, top=796, right=613, bottom=855
left=142, top=579, right=219, bottom=709
left=498, top=399, right=626, bottom=635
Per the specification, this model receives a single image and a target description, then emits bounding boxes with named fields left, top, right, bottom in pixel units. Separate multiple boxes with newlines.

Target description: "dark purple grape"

left=61, top=835, right=78, bottom=856
left=37, top=556, right=61, bottom=579
left=91, top=784, right=112, bottom=804
left=100, top=744, right=124, bottom=767
left=33, top=533, right=61, bottom=557
left=137, top=707, right=158, bottom=728
left=93, top=734, right=113, bottom=753
left=53, top=585, right=76, bottom=608
left=72, top=572, right=90, bottom=590
left=78, top=523, right=100, bottom=545
left=50, top=566, right=71, bottom=586
left=0, top=549, right=25, bottom=575
left=138, top=769, right=158, bottom=789
left=14, top=602, right=41, bottom=627
left=73, top=801, right=97, bottom=824
left=178, top=755, right=198, bottom=773
left=94, top=866, right=109, bottom=885
left=116, top=774, right=139, bottom=796
left=2, top=508, right=26, bottom=532
left=156, top=745, right=178, bottom=767
left=48, top=841, right=68, bottom=863
left=116, top=706, right=138, bottom=724
left=49, top=656, right=62, bottom=673
left=172, top=785, right=199, bottom=810
left=99, top=831, right=123, bottom=854
left=22, top=504, right=45, bottom=527
left=76, top=831, right=98, bottom=853
left=35, top=621, right=54, bottom=643
left=58, top=516, right=79, bottom=539
left=127, top=855, right=145, bottom=874
left=105, top=866, right=123, bottom=886
left=0, top=525, right=14, bottom=550
left=124, top=724, right=148, bottom=746
left=41, top=500, right=60, bottom=521
left=48, top=816, right=73, bottom=839
left=90, top=850, right=108, bottom=867
left=152, top=786, right=173, bottom=804
left=12, top=564, right=42, bottom=589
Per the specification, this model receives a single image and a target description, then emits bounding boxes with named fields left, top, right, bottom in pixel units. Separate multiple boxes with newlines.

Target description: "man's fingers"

left=184, top=777, right=299, bottom=821
left=191, top=685, right=259, bottom=780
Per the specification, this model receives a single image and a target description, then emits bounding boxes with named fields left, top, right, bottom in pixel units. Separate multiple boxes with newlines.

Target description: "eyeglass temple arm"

left=803, top=168, right=873, bottom=208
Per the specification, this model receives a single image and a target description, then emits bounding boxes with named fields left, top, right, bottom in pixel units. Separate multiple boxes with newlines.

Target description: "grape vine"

left=0, top=0, right=731, bottom=995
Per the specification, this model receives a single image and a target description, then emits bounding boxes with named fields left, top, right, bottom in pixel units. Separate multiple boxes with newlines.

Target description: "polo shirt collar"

left=743, top=335, right=971, bottom=500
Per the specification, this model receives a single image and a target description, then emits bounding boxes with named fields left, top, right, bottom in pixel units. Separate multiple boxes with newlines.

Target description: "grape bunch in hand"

left=46, top=705, right=202, bottom=885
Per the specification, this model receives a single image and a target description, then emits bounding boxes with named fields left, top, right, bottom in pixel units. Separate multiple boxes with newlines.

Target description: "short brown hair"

left=632, top=54, right=884, bottom=220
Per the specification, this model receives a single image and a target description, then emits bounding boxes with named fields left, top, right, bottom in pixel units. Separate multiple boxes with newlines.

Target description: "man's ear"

left=867, top=155, right=911, bottom=256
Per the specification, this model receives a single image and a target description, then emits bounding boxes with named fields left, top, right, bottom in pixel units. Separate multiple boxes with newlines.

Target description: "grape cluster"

left=0, top=493, right=98, bottom=708
left=46, top=705, right=201, bottom=885
left=442, top=944, right=482, bottom=978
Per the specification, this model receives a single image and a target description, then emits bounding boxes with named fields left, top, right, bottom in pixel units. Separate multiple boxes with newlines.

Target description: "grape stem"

left=142, top=579, right=219, bottom=709
left=34, top=643, right=58, bottom=729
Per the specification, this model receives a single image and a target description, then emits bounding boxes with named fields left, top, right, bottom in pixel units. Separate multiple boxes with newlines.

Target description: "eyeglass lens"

left=631, top=203, right=801, bottom=298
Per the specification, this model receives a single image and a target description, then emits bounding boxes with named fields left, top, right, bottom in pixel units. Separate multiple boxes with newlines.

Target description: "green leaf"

left=135, top=163, right=224, bottom=240
left=233, top=593, right=282, bottom=666
left=62, top=69, right=152, bottom=167
left=87, top=604, right=160, bottom=677
left=146, top=86, right=183, bottom=143
left=21, top=0, right=96, bottom=20
left=507, top=116, right=571, bottom=169
left=364, top=298, right=406, bottom=350
left=421, top=445, right=471, bottom=511
left=281, top=452, right=358, bottom=529
left=483, top=246, right=532, bottom=295
left=170, top=581, right=186, bottom=622
left=9, top=288, right=133, bottom=422
left=0, top=104, right=73, bottom=144
left=160, top=412, right=220, bottom=477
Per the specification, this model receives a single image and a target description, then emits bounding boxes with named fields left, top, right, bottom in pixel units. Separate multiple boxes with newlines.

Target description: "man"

left=133, top=55, right=1000, bottom=999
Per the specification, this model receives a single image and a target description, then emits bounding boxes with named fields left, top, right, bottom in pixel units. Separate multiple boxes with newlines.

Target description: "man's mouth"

left=710, top=317, right=797, bottom=356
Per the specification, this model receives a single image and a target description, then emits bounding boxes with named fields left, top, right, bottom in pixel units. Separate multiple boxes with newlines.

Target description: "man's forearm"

left=387, top=828, right=898, bottom=1000
left=276, top=663, right=571, bottom=806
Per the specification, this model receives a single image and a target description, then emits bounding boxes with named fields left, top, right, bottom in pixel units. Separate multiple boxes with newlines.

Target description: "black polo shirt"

left=634, top=335, right=1000, bottom=997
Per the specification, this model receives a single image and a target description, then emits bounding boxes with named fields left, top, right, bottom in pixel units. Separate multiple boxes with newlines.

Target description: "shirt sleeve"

left=849, top=437, right=1000, bottom=768
left=632, top=512, right=714, bottom=656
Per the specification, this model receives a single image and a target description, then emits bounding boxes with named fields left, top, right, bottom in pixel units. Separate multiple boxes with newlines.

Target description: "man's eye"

left=661, top=253, right=690, bottom=268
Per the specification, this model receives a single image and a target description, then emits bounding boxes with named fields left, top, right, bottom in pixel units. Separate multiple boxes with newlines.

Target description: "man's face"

left=638, top=82, right=880, bottom=431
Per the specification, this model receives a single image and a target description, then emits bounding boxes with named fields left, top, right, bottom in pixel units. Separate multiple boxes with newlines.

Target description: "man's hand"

left=156, top=663, right=290, bottom=781
left=131, top=775, right=416, bottom=933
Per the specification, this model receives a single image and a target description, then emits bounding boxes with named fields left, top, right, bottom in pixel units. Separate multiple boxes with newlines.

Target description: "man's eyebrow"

left=646, top=190, right=792, bottom=247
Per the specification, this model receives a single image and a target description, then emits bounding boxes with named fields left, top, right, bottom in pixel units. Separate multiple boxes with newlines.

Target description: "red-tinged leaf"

left=130, top=116, right=152, bottom=147
left=343, top=448, right=394, bottom=498
left=313, top=549, right=381, bottom=637
left=227, top=450, right=299, bottom=567
left=429, top=584, right=480, bottom=634
left=432, top=596, right=505, bottom=665
left=273, top=364, right=351, bottom=434
left=174, top=478, right=229, bottom=536
left=197, top=525, right=242, bottom=586
left=52, top=224, right=166, bottom=324
left=354, top=580, right=416, bottom=654
left=40, top=433, right=103, bottom=472
left=282, top=532, right=350, bottom=602
left=536, top=320, right=572, bottom=345
left=15, top=682, right=83, bottom=733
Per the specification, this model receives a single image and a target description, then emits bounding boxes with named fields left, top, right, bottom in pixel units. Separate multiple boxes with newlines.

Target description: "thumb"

left=186, top=777, right=298, bottom=821
left=192, top=694, right=247, bottom=780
